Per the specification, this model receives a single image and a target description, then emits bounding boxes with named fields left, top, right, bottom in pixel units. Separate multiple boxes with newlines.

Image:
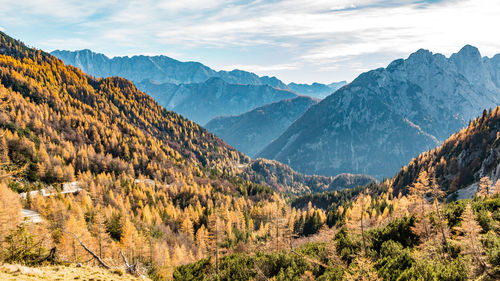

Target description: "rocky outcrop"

left=259, top=46, right=500, bottom=179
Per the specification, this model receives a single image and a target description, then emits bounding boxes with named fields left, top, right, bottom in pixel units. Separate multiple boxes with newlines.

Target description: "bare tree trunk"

left=434, top=200, right=450, bottom=255
left=120, top=250, right=137, bottom=274
left=215, top=220, right=219, bottom=279
left=421, top=200, right=430, bottom=238
left=69, top=232, right=110, bottom=269
left=361, top=215, right=367, bottom=256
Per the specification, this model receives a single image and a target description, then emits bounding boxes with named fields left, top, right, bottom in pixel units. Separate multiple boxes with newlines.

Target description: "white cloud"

left=156, top=0, right=237, bottom=13
left=0, top=0, right=118, bottom=22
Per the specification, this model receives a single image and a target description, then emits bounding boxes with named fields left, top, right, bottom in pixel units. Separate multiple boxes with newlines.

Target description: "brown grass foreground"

left=0, top=264, right=150, bottom=281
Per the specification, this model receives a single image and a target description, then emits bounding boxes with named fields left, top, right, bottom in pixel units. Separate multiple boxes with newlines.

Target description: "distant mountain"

left=136, top=78, right=297, bottom=125
left=242, top=158, right=376, bottom=194
left=288, top=81, right=347, bottom=99
left=259, top=45, right=500, bottom=179
left=51, top=49, right=288, bottom=89
left=391, top=106, right=500, bottom=198
left=205, top=96, right=318, bottom=157
left=0, top=30, right=371, bottom=203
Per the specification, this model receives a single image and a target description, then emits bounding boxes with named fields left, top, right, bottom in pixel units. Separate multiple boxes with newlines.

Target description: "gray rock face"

left=205, top=96, right=318, bottom=157
left=258, top=45, right=500, bottom=179
left=51, top=49, right=288, bottom=89
left=288, top=81, right=347, bottom=99
left=136, top=78, right=297, bottom=125
left=52, top=49, right=298, bottom=125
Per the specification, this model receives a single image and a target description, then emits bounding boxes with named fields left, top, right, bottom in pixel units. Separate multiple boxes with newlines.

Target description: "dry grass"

left=0, top=264, right=150, bottom=281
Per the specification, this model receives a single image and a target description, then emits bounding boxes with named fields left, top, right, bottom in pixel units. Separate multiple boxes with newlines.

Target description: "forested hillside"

left=1, top=31, right=499, bottom=281
left=176, top=107, right=500, bottom=281
left=242, top=158, right=376, bottom=195
left=392, top=107, right=500, bottom=196
left=0, top=32, right=328, bottom=279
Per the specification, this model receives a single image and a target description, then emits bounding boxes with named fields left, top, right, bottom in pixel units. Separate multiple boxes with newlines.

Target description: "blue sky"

left=1, top=0, right=499, bottom=83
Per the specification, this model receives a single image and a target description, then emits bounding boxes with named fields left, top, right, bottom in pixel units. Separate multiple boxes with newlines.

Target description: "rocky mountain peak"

left=454, top=44, right=482, bottom=61
left=259, top=46, right=500, bottom=179
left=407, top=48, right=433, bottom=63
left=451, top=44, right=495, bottom=90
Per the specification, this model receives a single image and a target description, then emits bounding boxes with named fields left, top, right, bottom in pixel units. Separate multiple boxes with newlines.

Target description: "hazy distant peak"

left=52, top=49, right=289, bottom=89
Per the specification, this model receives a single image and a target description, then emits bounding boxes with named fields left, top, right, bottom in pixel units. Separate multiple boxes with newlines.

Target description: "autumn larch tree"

left=346, top=192, right=372, bottom=256
left=453, top=203, right=488, bottom=277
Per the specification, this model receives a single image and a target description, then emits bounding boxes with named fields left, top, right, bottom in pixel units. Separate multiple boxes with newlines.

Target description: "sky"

left=1, top=0, right=499, bottom=84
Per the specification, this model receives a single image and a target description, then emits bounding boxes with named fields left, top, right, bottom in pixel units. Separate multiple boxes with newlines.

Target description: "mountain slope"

left=0, top=31, right=341, bottom=280
left=0, top=31, right=368, bottom=196
left=259, top=46, right=500, bottom=179
left=242, top=158, right=376, bottom=194
left=0, top=36, right=247, bottom=179
left=136, top=78, right=297, bottom=124
left=288, top=81, right=347, bottom=99
left=51, top=49, right=288, bottom=89
left=205, top=96, right=318, bottom=156
left=391, top=106, right=500, bottom=196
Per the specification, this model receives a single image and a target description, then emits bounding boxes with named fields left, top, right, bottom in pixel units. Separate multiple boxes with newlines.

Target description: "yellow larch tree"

left=346, top=192, right=372, bottom=256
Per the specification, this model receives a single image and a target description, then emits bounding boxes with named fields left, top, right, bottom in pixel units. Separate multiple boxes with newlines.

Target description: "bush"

left=173, top=258, right=212, bottom=281
left=482, top=230, right=500, bottom=275
left=1, top=224, right=51, bottom=265
left=334, top=228, right=361, bottom=264
left=374, top=241, right=414, bottom=281
left=369, top=216, right=418, bottom=253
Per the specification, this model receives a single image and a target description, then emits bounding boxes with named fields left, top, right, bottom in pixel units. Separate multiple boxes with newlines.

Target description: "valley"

left=1, top=12, right=500, bottom=280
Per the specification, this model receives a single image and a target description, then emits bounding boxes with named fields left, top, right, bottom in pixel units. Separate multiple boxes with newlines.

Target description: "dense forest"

left=392, top=108, right=500, bottom=195
left=177, top=150, right=500, bottom=280
left=242, top=158, right=376, bottom=195
left=0, top=31, right=499, bottom=281
left=0, top=32, right=329, bottom=279
left=172, top=108, right=500, bottom=280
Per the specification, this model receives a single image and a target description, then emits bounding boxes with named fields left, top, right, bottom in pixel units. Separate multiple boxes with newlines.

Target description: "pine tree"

left=429, top=176, right=450, bottom=255
left=408, top=171, right=432, bottom=239
left=0, top=182, right=21, bottom=243
left=345, top=256, right=380, bottom=281
left=454, top=204, right=487, bottom=277
left=90, top=207, right=111, bottom=259
left=346, top=192, right=372, bottom=256
left=59, top=215, right=93, bottom=263
left=477, top=176, right=493, bottom=198
left=180, top=216, right=194, bottom=240
left=0, top=133, right=9, bottom=164
left=207, top=212, right=225, bottom=277
left=493, top=179, right=500, bottom=195
left=195, top=225, right=208, bottom=254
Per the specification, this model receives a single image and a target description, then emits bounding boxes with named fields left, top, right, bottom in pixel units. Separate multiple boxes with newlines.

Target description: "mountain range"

left=51, top=49, right=288, bottom=88
left=287, top=81, right=347, bottom=99
left=51, top=44, right=500, bottom=182
left=205, top=96, right=318, bottom=157
left=2, top=28, right=500, bottom=281
left=259, top=45, right=500, bottom=179
left=135, top=78, right=297, bottom=125
left=51, top=49, right=347, bottom=125
left=391, top=107, right=500, bottom=198
left=0, top=31, right=372, bottom=195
